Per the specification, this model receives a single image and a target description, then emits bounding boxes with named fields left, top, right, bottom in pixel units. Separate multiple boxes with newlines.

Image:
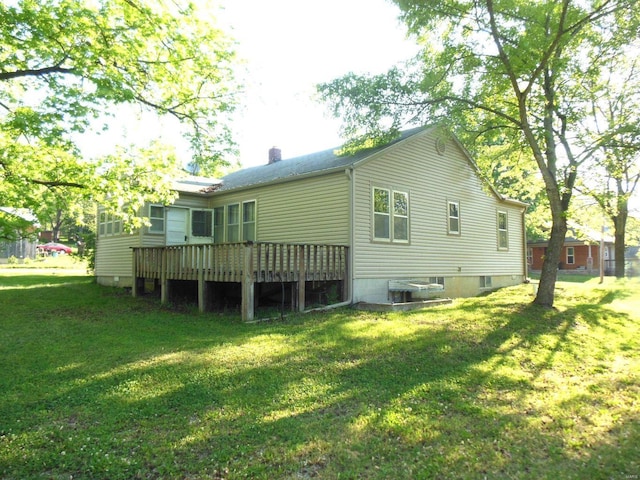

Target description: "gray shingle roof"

left=172, top=175, right=222, bottom=194
left=218, top=126, right=427, bottom=192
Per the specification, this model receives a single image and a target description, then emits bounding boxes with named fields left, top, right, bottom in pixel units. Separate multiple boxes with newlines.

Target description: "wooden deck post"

left=131, top=248, right=138, bottom=298
left=298, top=245, right=306, bottom=312
left=342, top=247, right=349, bottom=302
left=241, top=243, right=254, bottom=321
left=197, top=248, right=206, bottom=313
left=160, top=248, right=169, bottom=305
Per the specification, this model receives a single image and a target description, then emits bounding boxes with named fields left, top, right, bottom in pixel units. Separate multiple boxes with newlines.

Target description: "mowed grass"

left=0, top=271, right=638, bottom=479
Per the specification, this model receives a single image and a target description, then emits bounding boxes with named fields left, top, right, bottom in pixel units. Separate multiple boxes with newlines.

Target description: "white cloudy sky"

left=77, top=0, right=417, bottom=169
left=218, top=0, right=418, bottom=167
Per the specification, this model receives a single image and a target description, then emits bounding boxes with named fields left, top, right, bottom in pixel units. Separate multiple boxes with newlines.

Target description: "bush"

left=7, top=255, right=18, bottom=265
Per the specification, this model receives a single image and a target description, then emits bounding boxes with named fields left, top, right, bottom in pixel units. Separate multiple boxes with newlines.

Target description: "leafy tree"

left=0, top=0, right=239, bottom=236
left=471, top=137, right=549, bottom=241
left=318, top=0, right=638, bottom=307
left=627, top=215, right=640, bottom=248
left=575, top=51, right=640, bottom=277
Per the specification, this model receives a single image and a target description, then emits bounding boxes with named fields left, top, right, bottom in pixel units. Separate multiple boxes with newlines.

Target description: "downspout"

left=306, top=168, right=355, bottom=313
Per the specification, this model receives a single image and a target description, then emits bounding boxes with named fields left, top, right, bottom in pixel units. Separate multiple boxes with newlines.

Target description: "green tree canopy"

left=318, top=0, right=639, bottom=306
left=0, top=0, right=239, bottom=237
left=575, top=49, right=640, bottom=277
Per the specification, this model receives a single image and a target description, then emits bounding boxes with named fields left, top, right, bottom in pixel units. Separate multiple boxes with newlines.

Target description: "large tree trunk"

left=51, top=209, right=63, bottom=243
left=534, top=212, right=567, bottom=308
left=613, top=198, right=628, bottom=278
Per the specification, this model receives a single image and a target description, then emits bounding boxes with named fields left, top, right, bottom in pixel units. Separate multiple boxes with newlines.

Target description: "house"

left=95, top=126, right=528, bottom=319
left=0, top=207, right=39, bottom=262
left=626, top=246, right=639, bottom=276
left=527, top=225, right=615, bottom=275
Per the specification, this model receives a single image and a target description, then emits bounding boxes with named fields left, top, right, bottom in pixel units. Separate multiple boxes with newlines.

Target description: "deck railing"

left=131, top=242, right=349, bottom=320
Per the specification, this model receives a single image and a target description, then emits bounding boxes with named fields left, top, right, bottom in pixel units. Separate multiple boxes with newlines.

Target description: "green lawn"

left=0, top=271, right=638, bottom=479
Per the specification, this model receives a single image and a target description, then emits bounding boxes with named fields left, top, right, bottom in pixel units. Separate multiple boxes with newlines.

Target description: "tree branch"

left=30, top=178, right=86, bottom=189
left=0, top=64, right=76, bottom=81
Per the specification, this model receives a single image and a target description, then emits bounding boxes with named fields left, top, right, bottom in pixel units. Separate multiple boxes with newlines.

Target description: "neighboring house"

left=0, top=207, right=39, bottom=261
left=625, top=246, right=639, bottom=277
left=527, top=225, right=615, bottom=274
left=95, top=126, right=528, bottom=319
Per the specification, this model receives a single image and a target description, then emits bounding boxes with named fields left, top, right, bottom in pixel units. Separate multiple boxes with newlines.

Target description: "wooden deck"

left=131, top=242, right=349, bottom=321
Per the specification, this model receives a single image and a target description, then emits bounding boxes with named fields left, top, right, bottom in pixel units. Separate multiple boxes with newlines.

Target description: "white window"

left=429, top=276, right=445, bottom=287
left=373, top=187, right=409, bottom=243
left=448, top=201, right=460, bottom=235
left=98, top=212, right=106, bottom=236
left=393, top=191, right=409, bottom=242
left=149, top=205, right=165, bottom=234
left=191, top=210, right=213, bottom=237
left=98, top=211, right=124, bottom=237
left=113, top=217, right=122, bottom=235
left=242, top=201, right=256, bottom=242
left=480, top=276, right=492, bottom=289
left=226, top=203, right=240, bottom=242
left=497, top=211, right=508, bottom=249
left=566, top=246, right=575, bottom=265
left=213, top=207, right=224, bottom=244
left=213, top=202, right=257, bottom=243
left=373, top=188, right=390, bottom=240
left=527, top=247, right=533, bottom=265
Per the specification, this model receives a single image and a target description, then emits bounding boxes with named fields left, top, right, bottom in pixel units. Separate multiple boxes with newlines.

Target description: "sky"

left=217, top=0, right=418, bottom=167
left=77, top=0, right=418, bottom=169
left=75, top=1, right=638, bottom=214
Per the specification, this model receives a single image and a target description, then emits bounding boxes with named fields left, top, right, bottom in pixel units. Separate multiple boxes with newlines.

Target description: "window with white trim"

left=113, top=216, right=121, bottom=235
left=448, top=201, right=460, bottom=235
left=191, top=210, right=213, bottom=237
left=372, top=187, right=409, bottom=242
left=480, top=276, right=492, bottom=288
left=373, top=188, right=390, bottom=240
left=98, top=212, right=106, bottom=236
left=429, top=276, right=445, bottom=287
left=393, top=191, right=409, bottom=241
left=213, top=207, right=224, bottom=244
left=226, top=203, right=240, bottom=242
left=566, top=246, right=575, bottom=265
left=149, top=205, right=165, bottom=234
left=98, top=211, right=123, bottom=237
left=497, top=210, right=508, bottom=249
left=242, top=201, right=256, bottom=241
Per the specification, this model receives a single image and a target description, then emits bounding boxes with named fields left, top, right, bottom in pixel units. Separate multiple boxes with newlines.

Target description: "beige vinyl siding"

left=172, top=193, right=210, bottom=209
left=209, top=172, right=350, bottom=245
left=140, top=231, right=167, bottom=247
left=95, top=195, right=208, bottom=281
left=95, top=233, right=140, bottom=281
left=353, top=129, right=525, bottom=280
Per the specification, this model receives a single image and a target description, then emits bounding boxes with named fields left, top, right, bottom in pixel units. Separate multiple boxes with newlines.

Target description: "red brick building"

left=528, top=231, right=614, bottom=274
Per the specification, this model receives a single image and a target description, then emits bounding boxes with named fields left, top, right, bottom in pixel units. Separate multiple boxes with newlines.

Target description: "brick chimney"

left=268, top=146, right=281, bottom=164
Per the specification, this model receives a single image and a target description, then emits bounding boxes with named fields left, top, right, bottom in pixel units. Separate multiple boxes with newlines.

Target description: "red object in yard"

left=37, top=242, right=73, bottom=254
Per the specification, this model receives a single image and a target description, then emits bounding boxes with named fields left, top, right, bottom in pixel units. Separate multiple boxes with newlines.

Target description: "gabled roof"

left=218, top=126, right=427, bottom=192
left=171, top=125, right=526, bottom=208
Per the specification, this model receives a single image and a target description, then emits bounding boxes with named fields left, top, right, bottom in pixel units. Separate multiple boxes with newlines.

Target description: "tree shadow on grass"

left=1, top=281, right=638, bottom=479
